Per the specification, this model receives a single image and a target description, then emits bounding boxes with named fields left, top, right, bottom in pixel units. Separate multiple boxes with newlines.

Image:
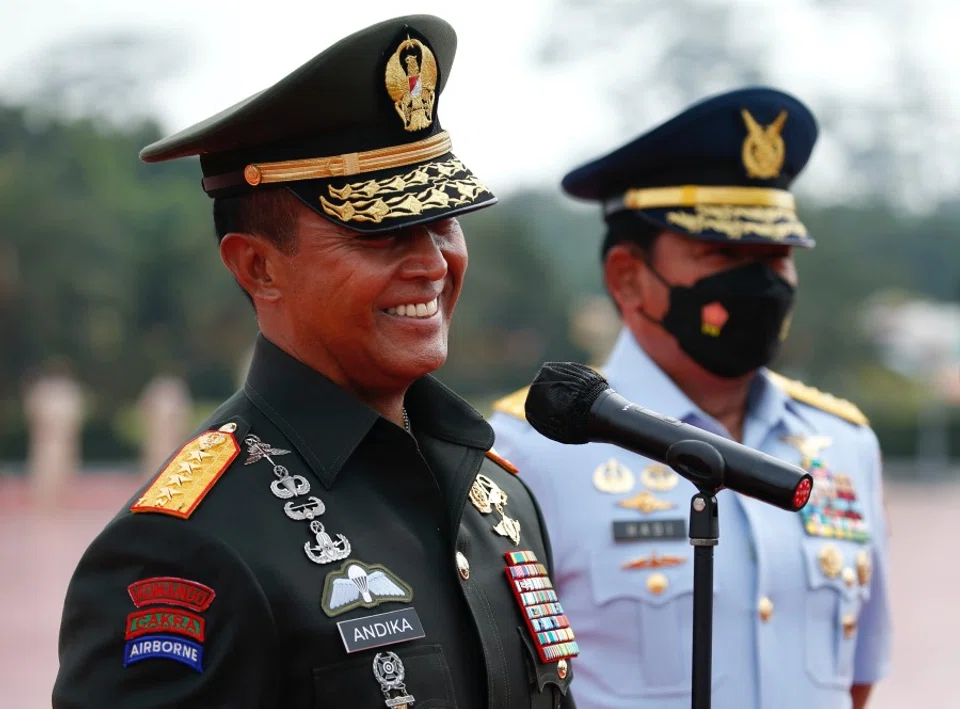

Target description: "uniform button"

left=841, top=567, right=856, bottom=588
left=842, top=613, right=857, bottom=638
left=456, top=552, right=470, bottom=580
left=817, top=543, right=843, bottom=578
left=856, top=549, right=872, bottom=587
left=557, top=659, right=569, bottom=679
left=646, top=572, right=668, bottom=595
left=758, top=596, right=774, bottom=622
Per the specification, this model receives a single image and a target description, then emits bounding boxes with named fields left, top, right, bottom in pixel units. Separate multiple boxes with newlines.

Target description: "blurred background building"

left=1, top=0, right=958, bottom=707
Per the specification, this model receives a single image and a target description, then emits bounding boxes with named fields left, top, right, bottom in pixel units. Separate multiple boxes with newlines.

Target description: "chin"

left=395, top=347, right=447, bottom=380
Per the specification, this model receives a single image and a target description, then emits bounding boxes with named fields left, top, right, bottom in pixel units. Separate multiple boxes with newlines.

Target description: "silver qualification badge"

left=373, top=651, right=415, bottom=708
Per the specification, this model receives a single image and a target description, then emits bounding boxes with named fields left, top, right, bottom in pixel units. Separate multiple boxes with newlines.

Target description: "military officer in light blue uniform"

left=490, top=88, right=891, bottom=709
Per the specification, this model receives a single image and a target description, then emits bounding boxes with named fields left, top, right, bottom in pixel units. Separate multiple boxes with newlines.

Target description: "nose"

left=400, top=225, right=448, bottom=281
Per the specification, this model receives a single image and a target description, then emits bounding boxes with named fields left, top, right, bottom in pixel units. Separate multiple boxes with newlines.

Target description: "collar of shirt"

left=243, top=334, right=493, bottom=489
left=602, top=328, right=811, bottom=446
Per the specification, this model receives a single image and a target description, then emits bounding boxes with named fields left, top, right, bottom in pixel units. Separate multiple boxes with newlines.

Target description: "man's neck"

left=631, top=331, right=755, bottom=442
left=257, top=327, right=409, bottom=429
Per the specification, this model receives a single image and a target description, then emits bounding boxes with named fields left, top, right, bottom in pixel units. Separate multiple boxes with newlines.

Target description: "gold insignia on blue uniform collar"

left=321, top=560, right=414, bottom=618
left=491, top=385, right=530, bottom=422
left=767, top=371, right=869, bottom=426
left=593, top=458, right=635, bottom=494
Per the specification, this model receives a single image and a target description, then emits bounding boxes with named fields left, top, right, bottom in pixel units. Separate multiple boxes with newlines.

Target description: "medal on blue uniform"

left=782, top=435, right=870, bottom=543
left=592, top=458, right=635, bottom=494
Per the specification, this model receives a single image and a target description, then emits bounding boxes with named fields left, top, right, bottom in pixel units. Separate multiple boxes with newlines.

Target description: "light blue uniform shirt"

left=490, top=329, right=891, bottom=709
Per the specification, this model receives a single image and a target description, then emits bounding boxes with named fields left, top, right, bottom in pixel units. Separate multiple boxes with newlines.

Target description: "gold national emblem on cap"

left=385, top=37, right=438, bottom=132
left=741, top=108, right=788, bottom=179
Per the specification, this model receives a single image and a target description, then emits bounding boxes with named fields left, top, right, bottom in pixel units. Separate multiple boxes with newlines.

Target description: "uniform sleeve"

left=53, top=513, right=279, bottom=709
left=852, top=426, right=893, bottom=684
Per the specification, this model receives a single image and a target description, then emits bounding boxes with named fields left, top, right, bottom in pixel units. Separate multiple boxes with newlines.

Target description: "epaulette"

left=131, top=423, right=241, bottom=519
left=767, top=371, right=869, bottom=427
left=491, top=386, right=530, bottom=422
left=486, top=448, right=519, bottom=475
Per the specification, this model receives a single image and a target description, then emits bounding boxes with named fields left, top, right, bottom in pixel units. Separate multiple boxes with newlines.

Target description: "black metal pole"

left=689, top=493, right=719, bottom=709
left=664, top=440, right=725, bottom=709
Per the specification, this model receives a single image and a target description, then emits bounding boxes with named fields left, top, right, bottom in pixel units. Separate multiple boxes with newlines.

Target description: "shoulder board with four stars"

left=766, top=371, right=869, bottom=427
left=485, top=448, right=519, bottom=475
left=491, top=386, right=530, bottom=422
left=131, top=423, right=242, bottom=519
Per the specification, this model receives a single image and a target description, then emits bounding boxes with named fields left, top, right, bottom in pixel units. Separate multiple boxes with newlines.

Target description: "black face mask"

left=643, top=261, right=797, bottom=378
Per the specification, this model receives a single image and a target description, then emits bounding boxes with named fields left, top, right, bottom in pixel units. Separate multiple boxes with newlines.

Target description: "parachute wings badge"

left=321, top=560, right=414, bottom=617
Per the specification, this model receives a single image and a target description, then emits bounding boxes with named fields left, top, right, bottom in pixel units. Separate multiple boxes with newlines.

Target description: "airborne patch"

left=131, top=424, right=240, bottom=519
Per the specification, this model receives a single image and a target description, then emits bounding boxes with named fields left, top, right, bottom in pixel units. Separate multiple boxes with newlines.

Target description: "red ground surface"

left=1, top=475, right=954, bottom=709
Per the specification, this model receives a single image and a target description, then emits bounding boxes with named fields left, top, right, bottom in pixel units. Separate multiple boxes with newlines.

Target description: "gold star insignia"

left=188, top=449, right=213, bottom=463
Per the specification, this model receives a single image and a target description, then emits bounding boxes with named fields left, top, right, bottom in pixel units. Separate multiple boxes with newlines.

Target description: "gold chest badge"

left=592, top=458, right=635, bottom=494
left=470, top=474, right=521, bottom=545
left=385, top=37, right=438, bottom=132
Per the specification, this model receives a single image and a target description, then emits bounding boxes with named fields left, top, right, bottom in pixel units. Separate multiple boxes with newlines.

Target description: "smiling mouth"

left=383, top=298, right=440, bottom=319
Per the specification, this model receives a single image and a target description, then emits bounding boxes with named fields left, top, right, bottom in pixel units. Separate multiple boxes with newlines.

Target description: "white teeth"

left=385, top=298, right=439, bottom=319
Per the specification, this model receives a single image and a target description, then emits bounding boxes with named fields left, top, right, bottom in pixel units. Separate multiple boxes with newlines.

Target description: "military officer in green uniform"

left=52, top=15, right=578, bottom=709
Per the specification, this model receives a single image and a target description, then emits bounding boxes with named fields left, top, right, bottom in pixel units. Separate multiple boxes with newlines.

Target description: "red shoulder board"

left=486, top=448, right=519, bottom=475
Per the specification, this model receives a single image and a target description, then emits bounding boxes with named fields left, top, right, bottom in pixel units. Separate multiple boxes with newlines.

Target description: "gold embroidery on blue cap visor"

left=319, top=158, right=488, bottom=224
left=666, top=204, right=808, bottom=241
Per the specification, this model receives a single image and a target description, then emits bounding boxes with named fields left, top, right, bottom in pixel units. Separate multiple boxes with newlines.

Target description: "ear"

left=603, top=244, right=646, bottom=312
left=219, top=233, right=283, bottom=304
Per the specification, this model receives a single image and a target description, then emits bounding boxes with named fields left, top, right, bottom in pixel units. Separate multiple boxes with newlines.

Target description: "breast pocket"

left=801, top=539, right=870, bottom=688
left=588, top=549, right=725, bottom=698
left=313, top=644, right=457, bottom=708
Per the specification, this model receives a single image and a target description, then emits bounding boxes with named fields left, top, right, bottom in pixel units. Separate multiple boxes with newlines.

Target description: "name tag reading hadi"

left=337, top=607, right=425, bottom=654
left=613, top=518, right=687, bottom=542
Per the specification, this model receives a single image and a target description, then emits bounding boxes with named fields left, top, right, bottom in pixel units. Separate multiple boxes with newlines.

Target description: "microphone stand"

left=665, top=440, right=726, bottom=709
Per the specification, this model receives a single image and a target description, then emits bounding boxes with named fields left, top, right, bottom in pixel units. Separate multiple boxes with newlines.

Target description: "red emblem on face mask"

left=700, top=302, right=729, bottom=337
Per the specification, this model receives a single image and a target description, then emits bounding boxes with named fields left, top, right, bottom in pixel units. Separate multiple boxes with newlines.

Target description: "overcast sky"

left=2, top=0, right=959, bottom=208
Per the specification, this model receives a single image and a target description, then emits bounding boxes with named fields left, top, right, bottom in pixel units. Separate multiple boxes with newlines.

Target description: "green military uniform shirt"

left=53, top=335, right=577, bottom=709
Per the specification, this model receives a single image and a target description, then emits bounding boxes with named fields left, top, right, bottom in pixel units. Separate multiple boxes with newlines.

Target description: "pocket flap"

left=590, top=549, right=694, bottom=608
left=800, top=538, right=863, bottom=600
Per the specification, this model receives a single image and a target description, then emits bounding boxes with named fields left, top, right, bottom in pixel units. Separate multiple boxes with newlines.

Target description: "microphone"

left=523, top=362, right=813, bottom=512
